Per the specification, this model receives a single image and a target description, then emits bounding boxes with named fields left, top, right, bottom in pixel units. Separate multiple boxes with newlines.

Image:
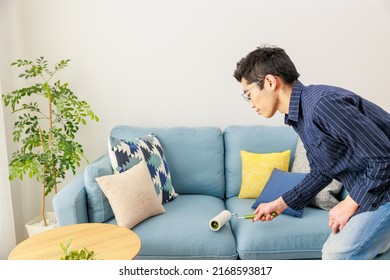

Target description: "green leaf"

left=4, top=56, right=99, bottom=216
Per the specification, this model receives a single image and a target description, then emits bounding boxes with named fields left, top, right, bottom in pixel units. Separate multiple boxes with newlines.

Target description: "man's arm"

left=281, top=169, right=332, bottom=210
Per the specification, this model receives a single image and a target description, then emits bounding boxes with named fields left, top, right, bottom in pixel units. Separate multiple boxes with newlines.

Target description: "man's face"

left=241, top=77, right=279, bottom=118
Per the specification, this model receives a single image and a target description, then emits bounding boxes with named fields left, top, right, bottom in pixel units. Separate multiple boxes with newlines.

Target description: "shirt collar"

left=284, top=80, right=304, bottom=125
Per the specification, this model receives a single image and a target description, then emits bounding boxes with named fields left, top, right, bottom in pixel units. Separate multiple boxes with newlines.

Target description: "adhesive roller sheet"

left=209, top=210, right=232, bottom=231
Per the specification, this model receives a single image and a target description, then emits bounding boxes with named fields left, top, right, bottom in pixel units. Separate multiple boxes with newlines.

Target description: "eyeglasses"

left=241, top=78, right=264, bottom=102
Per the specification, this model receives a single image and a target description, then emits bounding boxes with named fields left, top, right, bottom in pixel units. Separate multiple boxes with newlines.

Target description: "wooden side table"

left=8, top=223, right=141, bottom=260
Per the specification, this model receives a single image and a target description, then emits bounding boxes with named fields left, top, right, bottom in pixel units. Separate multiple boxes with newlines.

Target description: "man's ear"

left=264, top=74, right=278, bottom=91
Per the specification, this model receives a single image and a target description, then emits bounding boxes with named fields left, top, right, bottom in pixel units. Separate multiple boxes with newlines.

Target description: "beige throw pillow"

left=96, top=160, right=165, bottom=229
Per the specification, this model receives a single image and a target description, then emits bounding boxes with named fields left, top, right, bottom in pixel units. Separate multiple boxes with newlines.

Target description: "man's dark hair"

left=233, top=46, right=300, bottom=89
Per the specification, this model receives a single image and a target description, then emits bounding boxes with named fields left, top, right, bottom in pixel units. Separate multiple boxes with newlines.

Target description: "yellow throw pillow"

left=238, top=150, right=291, bottom=198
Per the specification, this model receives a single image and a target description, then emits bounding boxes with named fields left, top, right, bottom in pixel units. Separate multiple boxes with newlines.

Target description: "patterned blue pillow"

left=108, top=134, right=178, bottom=203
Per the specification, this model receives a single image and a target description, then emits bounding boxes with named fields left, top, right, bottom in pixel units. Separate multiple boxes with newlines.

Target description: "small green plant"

left=60, top=237, right=98, bottom=260
left=2, top=57, right=99, bottom=226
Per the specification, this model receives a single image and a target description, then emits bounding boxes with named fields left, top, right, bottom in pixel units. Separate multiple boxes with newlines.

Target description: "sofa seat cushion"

left=375, top=249, right=390, bottom=259
left=226, top=196, right=331, bottom=259
left=107, top=194, right=238, bottom=260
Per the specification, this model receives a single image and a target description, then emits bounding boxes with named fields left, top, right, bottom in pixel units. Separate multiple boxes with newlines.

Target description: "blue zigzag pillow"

left=108, top=134, right=178, bottom=203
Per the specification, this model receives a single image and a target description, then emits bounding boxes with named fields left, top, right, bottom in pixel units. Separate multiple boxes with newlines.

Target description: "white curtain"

left=0, top=81, right=16, bottom=259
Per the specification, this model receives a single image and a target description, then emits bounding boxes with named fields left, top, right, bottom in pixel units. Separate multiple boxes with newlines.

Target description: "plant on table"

left=60, top=237, right=98, bottom=260
left=2, top=57, right=99, bottom=226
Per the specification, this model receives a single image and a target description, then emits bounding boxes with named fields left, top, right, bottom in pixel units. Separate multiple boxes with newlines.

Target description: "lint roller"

left=209, top=210, right=277, bottom=231
left=209, top=210, right=232, bottom=231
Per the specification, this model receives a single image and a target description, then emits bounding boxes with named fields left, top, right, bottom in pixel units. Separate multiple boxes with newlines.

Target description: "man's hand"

left=328, top=195, right=359, bottom=234
left=253, top=196, right=288, bottom=221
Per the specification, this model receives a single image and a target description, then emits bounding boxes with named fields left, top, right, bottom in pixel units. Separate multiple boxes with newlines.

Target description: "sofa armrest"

left=53, top=173, right=89, bottom=226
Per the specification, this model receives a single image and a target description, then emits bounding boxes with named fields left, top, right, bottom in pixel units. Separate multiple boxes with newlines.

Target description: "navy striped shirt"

left=282, top=80, right=390, bottom=215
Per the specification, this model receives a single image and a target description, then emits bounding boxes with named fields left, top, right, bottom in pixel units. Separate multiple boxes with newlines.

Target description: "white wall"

left=0, top=80, right=16, bottom=259
left=0, top=0, right=25, bottom=245
left=1, top=0, right=390, bottom=242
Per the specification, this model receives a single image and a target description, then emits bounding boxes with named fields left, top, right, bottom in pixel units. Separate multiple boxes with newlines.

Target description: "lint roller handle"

left=244, top=212, right=277, bottom=219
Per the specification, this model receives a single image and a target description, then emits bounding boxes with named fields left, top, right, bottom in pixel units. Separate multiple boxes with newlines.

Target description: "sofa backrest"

left=110, top=126, right=226, bottom=198
left=224, top=125, right=298, bottom=198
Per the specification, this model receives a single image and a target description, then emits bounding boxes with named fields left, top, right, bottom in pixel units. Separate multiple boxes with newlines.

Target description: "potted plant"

left=2, top=57, right=99, bottom=235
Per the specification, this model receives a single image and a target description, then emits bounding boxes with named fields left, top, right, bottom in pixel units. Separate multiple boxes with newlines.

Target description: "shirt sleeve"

left=311, top=94, right=390, bottom=207
left=282, top=169, right=332, bottom=210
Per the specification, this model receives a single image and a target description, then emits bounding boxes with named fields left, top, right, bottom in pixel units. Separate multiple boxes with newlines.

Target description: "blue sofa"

left=53, top=125, right=390, bottom=260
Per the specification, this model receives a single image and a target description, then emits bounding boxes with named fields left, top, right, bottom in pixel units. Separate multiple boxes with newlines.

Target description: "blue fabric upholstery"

left=226, top=196, right=331, bottom=259
left=109, top=195, right=238, bottom=260
left=84, top=154, right=114, bottom=223
left=375, top=249, right=390, bottom=259
left=110, top=126, right=225, bottom=198
left=53, top=173, right=89, bottom=226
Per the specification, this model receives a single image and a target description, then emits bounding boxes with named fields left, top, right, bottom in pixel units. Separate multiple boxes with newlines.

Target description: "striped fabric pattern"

left=282, top=80, right=390, bottom=215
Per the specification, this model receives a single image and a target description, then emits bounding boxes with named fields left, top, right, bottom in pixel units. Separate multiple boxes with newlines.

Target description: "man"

left=233, top=46, right=390, bottom=260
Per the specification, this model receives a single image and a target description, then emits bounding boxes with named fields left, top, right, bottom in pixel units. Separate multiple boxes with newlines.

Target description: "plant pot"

left=25, top=211, right=58, bottom=237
